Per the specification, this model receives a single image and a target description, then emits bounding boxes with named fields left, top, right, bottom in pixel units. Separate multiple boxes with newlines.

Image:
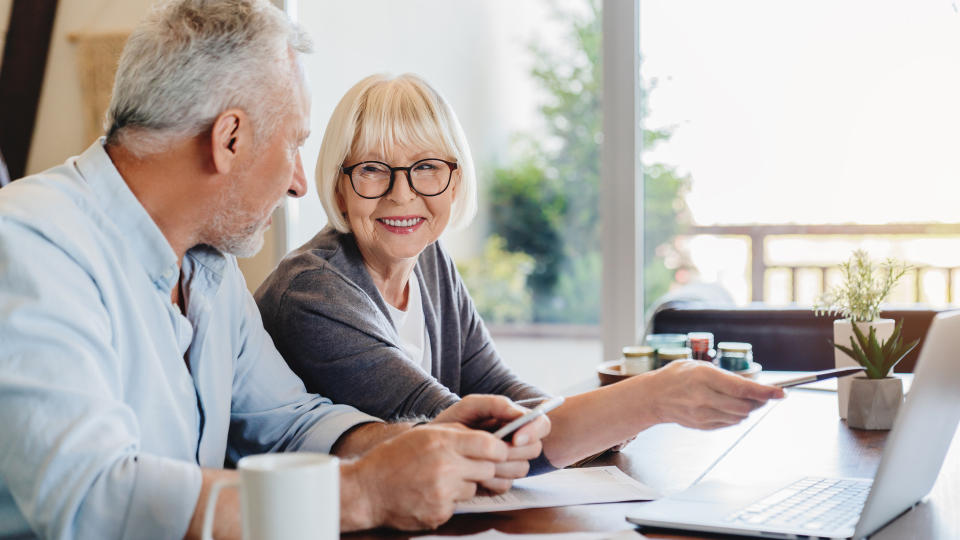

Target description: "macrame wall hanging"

left=69, top=32, right=129, bottom=143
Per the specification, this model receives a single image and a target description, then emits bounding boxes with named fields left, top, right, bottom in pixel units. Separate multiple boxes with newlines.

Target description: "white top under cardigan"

left=385, top=275, right=432, bottom=375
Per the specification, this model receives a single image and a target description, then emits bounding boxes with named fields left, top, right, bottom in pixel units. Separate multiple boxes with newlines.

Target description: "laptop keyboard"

left=726, top=476, right=873, bottom=532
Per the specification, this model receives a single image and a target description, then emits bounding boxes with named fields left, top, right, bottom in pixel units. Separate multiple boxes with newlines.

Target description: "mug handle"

left=202, top=478, right=240, bottom=540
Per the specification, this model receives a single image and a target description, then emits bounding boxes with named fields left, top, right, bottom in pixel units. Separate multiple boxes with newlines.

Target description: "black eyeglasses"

left=341, top=158, right=458, bottom=199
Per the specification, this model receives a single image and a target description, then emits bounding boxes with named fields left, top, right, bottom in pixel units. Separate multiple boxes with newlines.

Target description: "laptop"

left=626, top=310, right=960, bottom=539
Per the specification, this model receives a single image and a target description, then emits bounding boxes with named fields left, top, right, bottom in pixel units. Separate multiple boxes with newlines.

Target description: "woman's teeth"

left=381, top=218, right=422, bottom=227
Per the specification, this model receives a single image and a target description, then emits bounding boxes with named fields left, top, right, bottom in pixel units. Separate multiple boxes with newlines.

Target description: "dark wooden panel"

left=0, top=0, right=60, bottom=180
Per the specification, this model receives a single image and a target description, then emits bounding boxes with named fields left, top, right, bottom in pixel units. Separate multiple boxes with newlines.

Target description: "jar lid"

left=687, top=332, right=714, bottom=341
left=646, top=333, right=688, bottom=343
left=658, top=346, right=692, bottom=360
left=623, top=345, right=655, bottom=357
left=717, top=341, right=752, bottom=353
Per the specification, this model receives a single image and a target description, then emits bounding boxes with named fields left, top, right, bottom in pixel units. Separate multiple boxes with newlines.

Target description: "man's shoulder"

left=1, top=163, right=92, bottom=221
left=0, top=164, right=107, bottom=260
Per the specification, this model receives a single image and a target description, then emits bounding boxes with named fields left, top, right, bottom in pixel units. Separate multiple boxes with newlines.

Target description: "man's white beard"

left=208, top=187, right=273, bottom=258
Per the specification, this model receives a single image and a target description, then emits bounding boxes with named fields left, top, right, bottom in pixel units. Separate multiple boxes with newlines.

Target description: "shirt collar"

left=73, top=139, right=226, bottom=292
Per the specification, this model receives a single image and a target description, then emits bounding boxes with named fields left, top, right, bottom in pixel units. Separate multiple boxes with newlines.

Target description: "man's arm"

left=333, top=395, right=551, bottom=530
left=184, top=469, right=241, bottom=540
left=184, top=428, right=483, bottom=538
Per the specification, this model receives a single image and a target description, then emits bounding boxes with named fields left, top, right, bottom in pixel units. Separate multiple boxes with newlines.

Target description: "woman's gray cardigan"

left=254, top=227, right=548, bottom=421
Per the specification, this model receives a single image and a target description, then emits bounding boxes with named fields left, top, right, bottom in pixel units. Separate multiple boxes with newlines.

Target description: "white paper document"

left=455, top=466, right=660, bottom=514
left=418, top=528, right=647, bottom=540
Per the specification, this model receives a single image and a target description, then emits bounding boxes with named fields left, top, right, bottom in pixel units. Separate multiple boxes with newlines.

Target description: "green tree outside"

left=459, top=0, right=690, bottom=323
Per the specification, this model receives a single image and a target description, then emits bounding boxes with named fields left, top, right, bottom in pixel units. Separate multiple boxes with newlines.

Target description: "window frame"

left=600, top=0, right=644, bottom=361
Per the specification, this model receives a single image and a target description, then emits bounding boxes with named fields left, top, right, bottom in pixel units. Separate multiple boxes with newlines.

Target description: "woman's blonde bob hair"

left=315, top=73, right=477, bottom=233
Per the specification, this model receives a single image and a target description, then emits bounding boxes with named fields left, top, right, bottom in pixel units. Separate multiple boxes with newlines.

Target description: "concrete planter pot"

left=846, top=376, right=903, bottom=430
left=834, top=319, right=894, bottom=419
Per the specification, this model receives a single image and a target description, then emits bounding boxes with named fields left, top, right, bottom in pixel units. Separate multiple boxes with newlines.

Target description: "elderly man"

left=0, top=1, right=549, bottom=538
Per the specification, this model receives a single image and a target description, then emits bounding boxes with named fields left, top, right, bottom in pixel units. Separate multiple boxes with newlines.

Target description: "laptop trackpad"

left=626, top=479, right=793, bottom=525
left=671, top=479, right=787, bottom=503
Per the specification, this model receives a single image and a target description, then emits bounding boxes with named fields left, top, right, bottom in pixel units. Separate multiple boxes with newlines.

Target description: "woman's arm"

left=542, top=360, right=785, bottom=467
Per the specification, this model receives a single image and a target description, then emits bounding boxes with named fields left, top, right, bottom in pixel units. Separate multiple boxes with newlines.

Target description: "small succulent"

left=832, top=319, right=919, bottom=379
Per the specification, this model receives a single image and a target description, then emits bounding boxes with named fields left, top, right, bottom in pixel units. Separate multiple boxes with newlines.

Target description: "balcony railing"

left=687, top=223, right=960, bottom=303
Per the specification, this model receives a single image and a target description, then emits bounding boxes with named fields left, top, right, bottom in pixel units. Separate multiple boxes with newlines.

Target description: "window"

left=640, top=1, right=960, bottom=309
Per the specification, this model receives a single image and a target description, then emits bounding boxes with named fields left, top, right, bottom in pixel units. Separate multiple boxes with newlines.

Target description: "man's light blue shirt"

left=0, top=141, right=380, bottom=539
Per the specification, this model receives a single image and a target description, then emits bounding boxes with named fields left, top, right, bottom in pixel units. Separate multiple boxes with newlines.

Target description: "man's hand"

left=433, top=395, right=551, bottom=493
left=340, top=424, right=508, bottom=531
left=648, top=360, right=784, bottom=429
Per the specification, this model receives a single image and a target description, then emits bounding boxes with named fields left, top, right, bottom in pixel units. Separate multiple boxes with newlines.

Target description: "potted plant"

left=814, top=249, right=909, bottom=418
left=832, top=320, right=918, bottom=429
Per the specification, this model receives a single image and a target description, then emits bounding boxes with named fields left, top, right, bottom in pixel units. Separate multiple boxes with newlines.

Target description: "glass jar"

left=657, top=346, right=692, bottom=368
left=687, top=332, right=715, bottom=362
left=716, top=342, right=753, bottom=371
left=621, top=345, right=655, bottom=375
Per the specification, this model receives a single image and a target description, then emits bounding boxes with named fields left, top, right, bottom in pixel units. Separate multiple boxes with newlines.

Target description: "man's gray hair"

left=105, top=0, right=312, bottom=157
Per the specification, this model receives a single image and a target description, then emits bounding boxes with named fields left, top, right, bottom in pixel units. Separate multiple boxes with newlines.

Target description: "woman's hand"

left=646, top=360, right=784, bottom=429
left=432, top=395, right=550, bottom=493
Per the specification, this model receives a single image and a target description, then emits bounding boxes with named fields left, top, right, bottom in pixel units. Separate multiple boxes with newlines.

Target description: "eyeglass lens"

left=350, top=159, right=452, bottom=198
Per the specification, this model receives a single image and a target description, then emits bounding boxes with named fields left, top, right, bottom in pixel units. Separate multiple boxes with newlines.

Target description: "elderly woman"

left=255, top=74, right=783, bottom=472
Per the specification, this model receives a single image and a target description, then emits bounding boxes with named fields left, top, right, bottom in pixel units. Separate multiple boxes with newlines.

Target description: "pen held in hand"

left=772, top=367, right=867, bottom=389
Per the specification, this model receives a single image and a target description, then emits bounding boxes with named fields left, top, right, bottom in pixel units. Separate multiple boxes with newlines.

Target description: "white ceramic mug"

left=202, top=452, right=339, bottom=540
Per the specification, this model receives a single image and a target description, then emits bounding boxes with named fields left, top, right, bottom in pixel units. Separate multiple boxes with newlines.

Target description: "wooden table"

left=346, top=373, right=960, bottom=539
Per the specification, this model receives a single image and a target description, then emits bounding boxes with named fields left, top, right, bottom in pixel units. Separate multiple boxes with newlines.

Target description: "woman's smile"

left=377, top=215, right=426, bottom=234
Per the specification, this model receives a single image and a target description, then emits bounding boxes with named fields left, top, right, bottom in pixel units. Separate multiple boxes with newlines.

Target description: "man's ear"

left=210, top=109, right=247, bottom=174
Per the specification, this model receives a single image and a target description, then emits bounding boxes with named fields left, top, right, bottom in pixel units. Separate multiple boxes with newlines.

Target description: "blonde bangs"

left=350, top=76, right=459, bottom=163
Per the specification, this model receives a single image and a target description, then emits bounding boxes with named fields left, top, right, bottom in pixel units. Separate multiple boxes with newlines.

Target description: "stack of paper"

left=455, top=466, right=660, bottom=514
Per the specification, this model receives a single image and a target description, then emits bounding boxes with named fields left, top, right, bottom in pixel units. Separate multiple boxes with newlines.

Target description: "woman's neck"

left=363, top=257, right=417, bottom=311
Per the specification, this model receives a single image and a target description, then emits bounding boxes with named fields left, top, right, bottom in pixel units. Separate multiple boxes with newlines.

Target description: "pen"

left=773, top=367, right=866, bottom=388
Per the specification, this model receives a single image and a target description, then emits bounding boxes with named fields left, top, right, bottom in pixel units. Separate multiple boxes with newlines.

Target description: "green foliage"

left=643, top=163, right=691, bottom=311
left=832, top=319, right=919, bottom=379
left=488, top=157, right=566, bottom=300
left=479, top=0, right=691, bottom=323
left=535, top=251, right=602, bottom=323
left=814, top=249, right=910, bottom=322
left=456, top=236, right=535, bottom=323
